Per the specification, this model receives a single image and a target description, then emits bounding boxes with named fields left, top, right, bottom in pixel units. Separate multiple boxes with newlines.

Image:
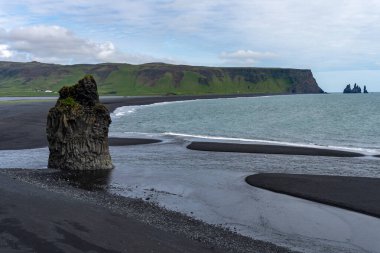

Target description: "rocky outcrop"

left=343, top=84, right=352, bottom=93
left=343, top=83, right=366, bottom=93
left=46, top=75, right=113, bottom=170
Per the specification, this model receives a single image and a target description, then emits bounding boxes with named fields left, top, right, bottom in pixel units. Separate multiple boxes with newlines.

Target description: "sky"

left=0, top=0, right=379, bottom=92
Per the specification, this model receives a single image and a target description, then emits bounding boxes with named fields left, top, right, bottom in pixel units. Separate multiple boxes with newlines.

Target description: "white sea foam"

left=112, top=106, right=138, bottom=118
left=110, top=95, right=380, bottom=156
left=108, top=131, right=172, bottom=143
left=163, top=132, right=379, bottom=155
left=111, top=100, right=191, bottom=119
left=111, top=95, right=269, bottom=119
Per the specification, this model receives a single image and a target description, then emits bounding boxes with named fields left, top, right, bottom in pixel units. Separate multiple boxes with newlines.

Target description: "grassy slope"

left=0, top=61, right=322, bottom=96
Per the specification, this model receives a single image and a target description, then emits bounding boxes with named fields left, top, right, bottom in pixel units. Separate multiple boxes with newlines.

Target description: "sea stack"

left=46, top=75, right=113, bottom=170
left=343, top=83, right=363, bottom=93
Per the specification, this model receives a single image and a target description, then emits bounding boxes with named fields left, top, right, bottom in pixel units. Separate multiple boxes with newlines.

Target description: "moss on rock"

left=47, top=75, right=112, bottom=170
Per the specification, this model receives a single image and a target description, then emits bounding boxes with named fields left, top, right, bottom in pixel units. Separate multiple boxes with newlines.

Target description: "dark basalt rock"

left=46, top=75, right=113, bottom=170
left=343, top=83, right=364, bottom=93
left=343, top=84, right=352, bottom=93
left=364, top=85, right=368, bottom=93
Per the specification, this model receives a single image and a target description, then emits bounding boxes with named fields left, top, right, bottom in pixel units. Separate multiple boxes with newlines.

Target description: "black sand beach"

left=187, top=141, right=380, bottom=218
left=101, top=93, right=282, bottom=112
left=246, top=173, right=380, bottom=218
left=0, top=94, right=278, bottom=150
left=0, top=101, right=55, bottom=150
left=0, top=168, right=297, bottom=253
left=0, top=95, right=301, bottom=253
left=0, top=95, right=379, bottom=252
left=0, top=98, right=164, bottom=150
left=0, top=172, right=217, bottom=253
left=187, top=141, right=365, bottom=157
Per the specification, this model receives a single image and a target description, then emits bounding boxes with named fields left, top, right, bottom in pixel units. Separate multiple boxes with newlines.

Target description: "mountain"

left=0, top=61, right=324, bottom=96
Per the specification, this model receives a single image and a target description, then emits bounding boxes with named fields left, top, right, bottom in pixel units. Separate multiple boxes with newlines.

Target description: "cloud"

left=0, top=25, right=125, bottom=63
left=220, top=50, right=276, bottom=60
left=0, top=44, right=12, bottom=58
left=0, top=25, right=175, bottom=64
left=1, top=1, right=380, bottom=70
left=219, top=50, right=277, bottom=66
left=216, top=0, right=380, bottom=70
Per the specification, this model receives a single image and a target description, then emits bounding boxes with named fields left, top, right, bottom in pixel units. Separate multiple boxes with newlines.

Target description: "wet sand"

left=246, top=173, right=380, bottom=218
left=109, top=137, right=161, bottom=146
left=0, top=101, right=55, bottom=150
left=187, top=141, right=365, bottom=157
left=0, top=169, right=295, bottom=253
left=0, top=172, right=218, bottom=253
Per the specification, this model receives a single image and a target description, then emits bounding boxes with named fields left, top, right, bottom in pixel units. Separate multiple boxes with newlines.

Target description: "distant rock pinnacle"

left=343, top=83, right=365, bottom=93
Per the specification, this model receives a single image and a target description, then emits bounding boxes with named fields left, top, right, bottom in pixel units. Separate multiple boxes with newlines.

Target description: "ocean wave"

left=163, top=132, right=380, bottom=155
left=110, top=96, right=266, bottom=119
left=111, top=100, right=192, bottom=119
left=107, top=130, right=380, bottom=155
left=109, top=95, right=380, bottom=156
left=113, top=107, right=138, bottom=117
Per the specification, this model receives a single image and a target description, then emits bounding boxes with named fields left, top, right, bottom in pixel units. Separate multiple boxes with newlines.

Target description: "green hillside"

left=0, top=61, right=324, bottom=96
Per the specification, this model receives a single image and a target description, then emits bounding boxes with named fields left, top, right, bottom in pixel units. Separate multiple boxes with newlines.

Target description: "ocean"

left=106, top=93, right=380, bottom=252
left=111, top=93, right=380, bottom=154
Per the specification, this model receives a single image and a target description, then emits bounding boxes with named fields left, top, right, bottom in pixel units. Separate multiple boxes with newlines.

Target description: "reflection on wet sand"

left=51, top=169, right=112, bottom=190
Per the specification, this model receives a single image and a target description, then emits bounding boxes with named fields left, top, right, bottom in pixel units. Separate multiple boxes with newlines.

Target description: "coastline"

left=246, top=173, right=380, bottom=219
left=187, top=141, right=365, bottom=157
left=102, top=93, right=292, bottom=112
left=0, top=168, right=296, bottom=253
left=2, top=93, right=371, bottom=158
left=0, top=94, right=300, bottom=252
left=0, top=93, right=286, bottom=150
left=1, top=94, right=379, bottom=252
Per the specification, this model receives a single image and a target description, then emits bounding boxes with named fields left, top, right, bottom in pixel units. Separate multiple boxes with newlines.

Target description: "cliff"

left=0, top=61, right=324, bottom=96
left=46, top=75, right=113, bottom=170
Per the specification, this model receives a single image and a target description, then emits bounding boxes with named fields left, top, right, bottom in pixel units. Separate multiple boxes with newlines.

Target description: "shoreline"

left=187, top=141, right=366, bottom=157
left=0, top=93, right=286, bottom=150
left=102, top=93, right=294, bottom=112
left=1, top=93, right=370, bottom=157
left=0, top=168, right=296, bottom=253
left=109, top=137, right=161, bottom=146
left=0, top=94, right=379, bottom=252
left=246, top=173, right=380, bottom=219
